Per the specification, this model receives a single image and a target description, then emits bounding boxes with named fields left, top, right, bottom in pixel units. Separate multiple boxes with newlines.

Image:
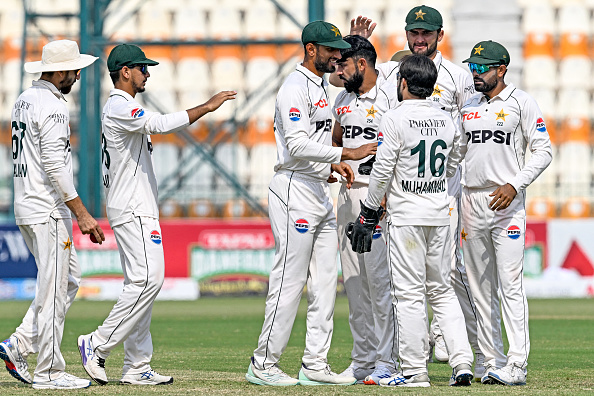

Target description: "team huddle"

left=246, top=5, right=552, bottom=388
left=0, top=3, right=551, bottom=391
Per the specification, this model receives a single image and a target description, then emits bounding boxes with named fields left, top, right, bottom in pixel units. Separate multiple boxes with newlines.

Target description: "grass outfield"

left=0, top=297, right=593, bottom=395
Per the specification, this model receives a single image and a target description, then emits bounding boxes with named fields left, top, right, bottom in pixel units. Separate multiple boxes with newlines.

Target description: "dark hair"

left=398, top=54, right=438, bottom=98
left=109, top=70, right=120, bottom=85
left=339, top=35, right=377, bottom=68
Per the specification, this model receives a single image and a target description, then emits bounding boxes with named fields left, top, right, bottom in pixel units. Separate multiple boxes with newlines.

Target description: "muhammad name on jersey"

left=402, top=179, right=446, bottom=194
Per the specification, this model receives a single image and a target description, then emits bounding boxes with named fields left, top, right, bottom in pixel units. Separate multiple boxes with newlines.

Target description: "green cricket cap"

left=107, top=44, right=159, bottom=72
left=405, top=5, right=443, bottom=31
left=301, top=21, right=351, bottom=49
left=463, top=40, right=510, bottom=65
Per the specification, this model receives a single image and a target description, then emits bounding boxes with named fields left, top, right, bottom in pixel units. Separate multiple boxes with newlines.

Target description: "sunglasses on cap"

left=467, top=63, right=501, bottom=75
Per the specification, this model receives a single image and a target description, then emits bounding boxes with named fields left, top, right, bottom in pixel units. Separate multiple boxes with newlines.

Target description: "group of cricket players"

left=0, top=3, right=551, bottom=390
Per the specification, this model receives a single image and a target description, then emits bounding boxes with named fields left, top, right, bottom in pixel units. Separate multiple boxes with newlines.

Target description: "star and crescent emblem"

left=63, top=237, right=72, bottom=250
left=366, top=105, right=378, bottom=118
left=330, top=26, right=340, bottom=36
left=474, top=45, right=485, bottom=55
left=415, top=9, right=426, bottom=20
left=432, top=84, right=443, bottom=97
left=495, top=109, right=509, bottom=121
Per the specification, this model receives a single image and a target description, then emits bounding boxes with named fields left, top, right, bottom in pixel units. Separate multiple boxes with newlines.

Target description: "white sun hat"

left=24, top=40, right=98, bottom=74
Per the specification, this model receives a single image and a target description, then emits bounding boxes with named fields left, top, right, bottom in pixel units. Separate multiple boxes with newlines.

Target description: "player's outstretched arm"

left=350, top=16, right=376, bottom=39
left=341, top=142, right=377, bottom=161
left=187, top=90, right=237, bottom=124
left=65, top=197, right=105, bottom=244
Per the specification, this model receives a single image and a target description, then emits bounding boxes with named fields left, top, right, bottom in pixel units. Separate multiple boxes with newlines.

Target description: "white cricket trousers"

left=336, top=183, right=396, bottom=369
left=253, top=171, right=339, bottom=371
left=388, top=224, right=473, bottom=376
left=461, top=187, right=529, bottom=370
left=14, top=217, right=81, bottom=382
left=431, top=168, right=481, bottom=358
left=91, top=216, right=165, bottom=375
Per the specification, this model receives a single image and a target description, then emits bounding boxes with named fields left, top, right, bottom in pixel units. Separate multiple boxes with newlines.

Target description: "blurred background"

left=1, top=0, right=593, bottom=299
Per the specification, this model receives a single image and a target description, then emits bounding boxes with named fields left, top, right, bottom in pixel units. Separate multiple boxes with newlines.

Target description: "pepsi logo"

left=131, top=108, right=145, bottom=118
left=507, top=225, right=521, bottom=240
left=536, top=117, right=546, bottom=132
left=150, top=230, right=162, bottom=244
left=378, top=131, right=383, bottom=146
left=294, top=218, right=309, bottom=234
left=372, top=225, right=382, bottom=240
left=289, top=107, right=301, bottom=122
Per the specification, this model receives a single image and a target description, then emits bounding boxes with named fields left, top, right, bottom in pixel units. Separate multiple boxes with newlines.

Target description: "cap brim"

left=24, top=54, right=98, bottom=73
left=316, top=39, right=351, bottom=49
left=131, top=57, right=159, bottom=66
left=462, top=56, right=502, bottom=65
left=405, top=22, right=441, bottom=31
left=390, top=49, right=412, bottom=62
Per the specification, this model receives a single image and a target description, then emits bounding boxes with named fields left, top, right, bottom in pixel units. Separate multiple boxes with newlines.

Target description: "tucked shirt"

left=460, top=84, right=553, bottom=192
left=12, top=80, right=77, bottom=225
left=101, top=88, right=190, bottom=226
left=273, top=64, right=343, bottom=180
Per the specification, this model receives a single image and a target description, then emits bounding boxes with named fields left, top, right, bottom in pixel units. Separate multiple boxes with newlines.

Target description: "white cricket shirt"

left=12, top=80, right=78, bottom=225
left=273, top=64, right=343, bottom=180
left=460, top=84, right=553, bottom=191
left=365, top=100, right=462, bottom=226
left=333, top=79, right=399, bottom=185
left=101, top=89, right=189, bottom=227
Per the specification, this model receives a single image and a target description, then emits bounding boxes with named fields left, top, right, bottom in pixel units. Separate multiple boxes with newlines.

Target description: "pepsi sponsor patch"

left=506, top=225, right=521, bottom=240
left=378, top=131, right=384, bottom=146
left=289, top=107, right=301, bottom=122
left=536, top=117, right=546, bottom=132
left=372, top=225, right=382, bottom=240
left=294, top=218, right=309, bottom=233
left=131, top=108, right=145, bottom=118
left=150, top=230, right=162, bottom=244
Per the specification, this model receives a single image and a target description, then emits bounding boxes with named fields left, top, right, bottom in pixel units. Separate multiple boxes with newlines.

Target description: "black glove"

left=358, top=155, right=376, bottom=175
left=347, top=201, right=384, bottom=254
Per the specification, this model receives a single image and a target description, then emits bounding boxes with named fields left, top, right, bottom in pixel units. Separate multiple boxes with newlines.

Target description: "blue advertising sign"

left=0, top=224, right=37, bottom=278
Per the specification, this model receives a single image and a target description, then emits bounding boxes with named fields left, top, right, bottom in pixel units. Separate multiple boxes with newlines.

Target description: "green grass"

left=1, top=297, right=594, bottom=395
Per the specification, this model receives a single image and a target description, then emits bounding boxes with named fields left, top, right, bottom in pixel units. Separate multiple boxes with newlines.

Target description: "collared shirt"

left=101, top=88, right=190, bottom=226
left=273, top=64, right=343, bottom=181
left=333, top=79, right=399, bottom=185
left=12, top=79, right=77, bottom=225
left=365, top=100, right=462, bottom=226
left=460, top=83, right=553, bottom=191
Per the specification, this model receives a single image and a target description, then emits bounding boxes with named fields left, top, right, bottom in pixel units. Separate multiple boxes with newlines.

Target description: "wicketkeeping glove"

left=346, top=201, right=385, bottom=254
left=358, top=155, right=376, bottom=175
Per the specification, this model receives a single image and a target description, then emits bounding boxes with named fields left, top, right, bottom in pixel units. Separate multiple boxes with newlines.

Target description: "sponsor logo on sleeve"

left=294, top=218, right=309, bottom=234
left=378, top=131, right=384, bottom=146
left=536, top=117, right=547, bottom=132
left=289, top=107, right=301, bottom=121
left=150, top=230, right=162, bottom=244
left=131, top=108, right=145, bottom=118
left=506, top=225, right=521, bottom=240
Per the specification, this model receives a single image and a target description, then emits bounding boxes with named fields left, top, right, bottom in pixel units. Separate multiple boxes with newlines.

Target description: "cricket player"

left=0, top=40, right=104, bottom=390
left=77, top=44, right=235, bottom=386
left=459, top=41, right=552, bottom=385
left=349, top=54, right=473, bottom=388
left=246, top=21, right=376, bottom=386
left=345, top=7, right=482, bottom=373
left=332, top=35, right=399, bottom=385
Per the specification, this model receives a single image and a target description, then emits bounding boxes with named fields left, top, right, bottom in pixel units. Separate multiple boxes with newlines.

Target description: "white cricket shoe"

left=474, top=353, right=485, bottom=381
left=339, top=363, right=373, bottom=384
left=298, top=363, right=356, bottom=385
left=245, top=357, right=298, bottom=386
left=120, top=369, right=173, bottom=385
left=0, top=335, right=32, bottom=384
left=433, top=333, right=449, bottom=362
left=32, top=373, right=91, bottom=390
left=77, top=334, right=107, bottom=385
left=363, top=364, right=397, bottom=385
left=488, top=363, right=526, bottom=386
left=449, top=363, right=473, bottom=386
left=481, top=365, right=496, bottom=384
left=379, top=372, right=431, bottom=387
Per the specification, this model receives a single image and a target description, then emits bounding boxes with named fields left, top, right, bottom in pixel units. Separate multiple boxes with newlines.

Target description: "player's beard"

left=342, top=70, right=364, bottom=94
left=132, top=79, right=146, bottom=94
left=409, top=39, right=438, bottom=58
left=397, top=78, right=403, bottom=102
left=314, top=54, right=337, bottom=74
left=59, top=74, right=76, bottom=94
left=474, top=74, right=498, bottom=93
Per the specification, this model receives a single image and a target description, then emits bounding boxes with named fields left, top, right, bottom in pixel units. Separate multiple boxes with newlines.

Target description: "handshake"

left=346, top=201, right=385, bottom=254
